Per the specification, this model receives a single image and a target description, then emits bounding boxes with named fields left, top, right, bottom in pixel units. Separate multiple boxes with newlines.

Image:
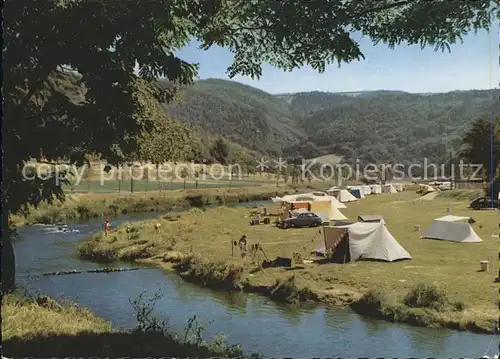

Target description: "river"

left=14, top=208, right=496, bottom=358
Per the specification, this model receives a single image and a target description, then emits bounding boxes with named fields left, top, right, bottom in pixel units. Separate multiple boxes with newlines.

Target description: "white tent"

left=421, top=215, right=482, bottom=243
left=392, top=183, right=404, bottom=192
left=362, top=185, right=372, bottom=195
left=418, top=184, right=436, bottom=195
left=347, top=186, right=366, bottom=199
left=326, top=186, right=340, bottom=195
left=312, top=205, right=348, bottom=222
left=369, top=185, right=382, bottom=194
left=382, top=184, right=397, bottom=194
left=316, top=221, right=412, bottom=262
left=330, top=206, right=347, bottom=221
left=337, top=189, right=358, bottom=203
left=323, top=195, right=347, bottom=209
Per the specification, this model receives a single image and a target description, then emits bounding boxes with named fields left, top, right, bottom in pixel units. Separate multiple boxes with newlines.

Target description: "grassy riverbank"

left=2, top=291, right=252, bottom=357
left=11, top=184, right=315, bottom=226
left=77, top=189, right=499, bottom=334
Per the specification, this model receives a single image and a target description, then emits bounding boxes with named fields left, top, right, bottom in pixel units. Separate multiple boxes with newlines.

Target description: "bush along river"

left=14, top=206, right=496, bottom=358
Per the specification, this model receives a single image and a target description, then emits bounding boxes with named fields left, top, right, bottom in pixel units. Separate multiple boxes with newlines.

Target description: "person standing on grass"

left=104, top=219, right=111, bottom=236
left=238, top=235, right=247, bottom=258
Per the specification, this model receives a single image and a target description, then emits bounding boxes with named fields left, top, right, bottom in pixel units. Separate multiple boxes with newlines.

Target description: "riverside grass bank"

left=76, top=189, right=498, bottom=334
left=11, top=185, right=306, bottom=226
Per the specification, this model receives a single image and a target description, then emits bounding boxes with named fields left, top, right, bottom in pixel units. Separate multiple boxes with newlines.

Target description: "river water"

left=14, top=209, right=496, bottom=358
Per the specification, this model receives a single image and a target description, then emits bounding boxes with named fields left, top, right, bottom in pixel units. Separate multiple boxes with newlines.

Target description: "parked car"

left=281, top=212, right=323, bottom=228
left=468, top=197, right=500, bottom=210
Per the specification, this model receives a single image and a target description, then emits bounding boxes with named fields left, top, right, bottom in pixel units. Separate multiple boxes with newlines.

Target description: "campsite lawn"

left=78, top=190, right=500, bottom=333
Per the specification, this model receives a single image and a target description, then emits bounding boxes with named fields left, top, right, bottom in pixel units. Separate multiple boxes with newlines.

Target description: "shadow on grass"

left=285, top=266, right=305, bottom=271
left=3, top=330, right=235, bottom=357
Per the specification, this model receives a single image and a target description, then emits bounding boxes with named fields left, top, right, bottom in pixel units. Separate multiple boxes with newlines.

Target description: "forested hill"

left=165, top=79, right=500, bottom=165
left=287, top=90, right=500, bottom=164
left=164, top=79, right=306, bottom=156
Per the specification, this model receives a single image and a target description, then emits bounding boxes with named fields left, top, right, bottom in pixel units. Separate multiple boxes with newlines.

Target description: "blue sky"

left=177, top=25, right=500, bottom=94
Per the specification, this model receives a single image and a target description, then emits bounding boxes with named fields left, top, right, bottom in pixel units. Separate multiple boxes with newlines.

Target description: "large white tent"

left=337, top=189, right=358, bottom=203
left=311, top=203, right=348, bottom=222
left=421, top=215, right=482, bottom=243
left=315, top=220, right=412, bottom=262
left=347, top=186, right=366, bottom=199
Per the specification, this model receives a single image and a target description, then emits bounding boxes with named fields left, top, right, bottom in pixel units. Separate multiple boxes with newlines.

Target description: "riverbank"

left=77, top=190, right=498, bottom=334
left=11, top=184, right=314, bottom=226
left=2, top=291, right=251, bottom=357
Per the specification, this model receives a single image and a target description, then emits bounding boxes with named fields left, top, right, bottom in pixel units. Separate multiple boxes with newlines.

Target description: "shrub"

left=268, top=275, right=317, bottom=303
left=351, top=289, right=391, bottom=316
left=173, top=255, right=244, bottom=290
left=453, top=300, right=466, bottom=312
left=77, top=239, right=116, bottom=263
left=76, top=205, right=92, bottom=219
left=404, top=283, right=447, bottom=312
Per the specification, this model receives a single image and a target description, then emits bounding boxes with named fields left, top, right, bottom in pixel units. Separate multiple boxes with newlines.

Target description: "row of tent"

left=271, top=191, right=348, bottom=222
left=313, top=214, right=483, bottom=263
left=269, top=183, right=405, bottom=223
left=270, top=188, right=482, bottom=263
left=327, top=183, right=404, bottom=201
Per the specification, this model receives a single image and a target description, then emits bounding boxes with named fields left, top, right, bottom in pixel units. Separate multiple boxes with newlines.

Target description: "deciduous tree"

left=462, top=118, right=500, bottom=180
left=210, top=138, right=230, bottom=165
left=139, top=118, right=193, bottom=191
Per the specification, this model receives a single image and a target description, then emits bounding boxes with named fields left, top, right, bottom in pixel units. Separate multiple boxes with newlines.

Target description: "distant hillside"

left=166, top=80, right=499, bottom=165
left=45, top=71, right=500, bottom=168
left=276, top=90, right=410, bottom=117
left=163, top=79, right=306, bottom=156
left=291, top=90, right=500, bottom=164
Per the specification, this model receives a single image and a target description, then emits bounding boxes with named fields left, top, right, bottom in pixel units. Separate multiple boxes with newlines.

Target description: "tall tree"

left=210, top=138, right=230, bottom=165
left=462, top=118, right=500, bottom=180
left=4, top=0, right=499, bottom=293
left=138, top=118, right=193, bottom=191
left=462, top=118, right=500, bottom=198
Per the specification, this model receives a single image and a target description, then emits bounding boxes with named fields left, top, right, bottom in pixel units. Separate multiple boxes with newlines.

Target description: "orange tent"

left=289, top=201, right=310, bottom=211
